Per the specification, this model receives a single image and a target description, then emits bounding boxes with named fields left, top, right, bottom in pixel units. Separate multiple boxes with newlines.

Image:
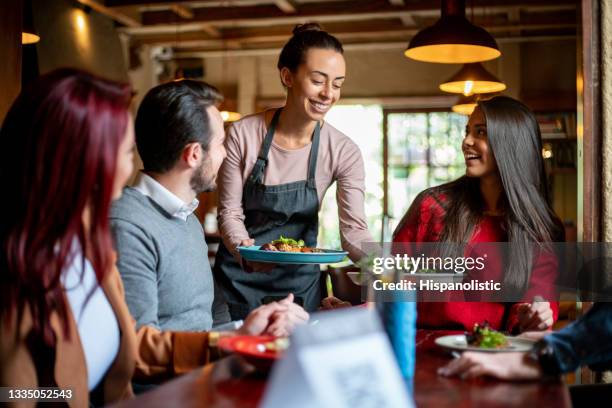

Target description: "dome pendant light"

left=220, top=110, right=241, bottom=122
left=440, top=63, right=506, bottom=95
left=452, top=94, right=479, bottom=115
left=451, top=93, right=497, bottom=115
left=22, top=0, right=40, bottom=44
left=405, top=0, right=500, bottom=64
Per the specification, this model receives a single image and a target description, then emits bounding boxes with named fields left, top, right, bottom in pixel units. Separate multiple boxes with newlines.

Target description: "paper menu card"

left=261, top=307, right=414, bottom=408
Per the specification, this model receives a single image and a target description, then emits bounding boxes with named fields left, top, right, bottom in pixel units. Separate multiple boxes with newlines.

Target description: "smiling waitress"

left=213, top=23, right=373, bottom=319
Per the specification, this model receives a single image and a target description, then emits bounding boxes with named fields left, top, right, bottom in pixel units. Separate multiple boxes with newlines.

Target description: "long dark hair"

left=437, top=96, right=562, bottom=295
left=0, top=69, right=131, bottom=359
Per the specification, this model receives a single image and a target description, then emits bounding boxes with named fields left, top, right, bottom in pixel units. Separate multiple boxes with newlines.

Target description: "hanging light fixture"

left=220, top=110, right=242, bottom=122
left=219, top=51, right=241, bottom=123
left=405, top=0, right=500, bottom=64
left=22, top=0, right=40, bottom=44
left=451, top=92, right=497, bottom=115
left=452, top=94, right=479, bottom=115
left=440, top=63, right=506, bottom=96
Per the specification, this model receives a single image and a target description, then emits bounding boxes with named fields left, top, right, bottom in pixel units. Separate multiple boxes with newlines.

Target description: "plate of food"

left=218, top=335, right=290, bottom=371
left=238, top=236, right=348, bottom=264
left=435, top=322, right=535, bottom=353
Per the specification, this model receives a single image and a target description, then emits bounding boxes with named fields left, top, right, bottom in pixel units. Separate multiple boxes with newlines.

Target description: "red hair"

left=0, top=69, right=131, bottom=350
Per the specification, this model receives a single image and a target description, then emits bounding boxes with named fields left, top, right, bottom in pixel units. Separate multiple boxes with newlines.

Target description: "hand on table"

left=266, top=294, right=310, bottom=336
left=438, top=352, right=542, bottom=381
left=238, top=294, right=309, bottom=337
left=238, top=239, right=277, bottom=273
left=517, top=297, right=554, bottom=332
left=518, top=330, right=551, bottom=342
left=320, top=296, right=352, bottom=310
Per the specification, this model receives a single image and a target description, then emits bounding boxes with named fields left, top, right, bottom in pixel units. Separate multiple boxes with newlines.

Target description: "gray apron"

left=213, top=108, right=322, bottom=320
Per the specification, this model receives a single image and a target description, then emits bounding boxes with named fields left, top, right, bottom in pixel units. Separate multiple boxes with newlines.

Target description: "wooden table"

left=113, top=330, right=571, bottom=408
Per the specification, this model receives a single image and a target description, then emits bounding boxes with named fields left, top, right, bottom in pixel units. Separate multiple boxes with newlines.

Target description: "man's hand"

left=438, top=352, right=542, bottom=380
left=320, top=296, right=352, bottom=310
left=266, top=294, right=310, bottom=336
left=238, top=294, right=309, bottom=337
left=517, top=297, right=554, bottom=332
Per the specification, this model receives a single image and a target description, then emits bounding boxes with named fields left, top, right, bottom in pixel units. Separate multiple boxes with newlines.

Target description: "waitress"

left=213, top=23, right=373, bottom=319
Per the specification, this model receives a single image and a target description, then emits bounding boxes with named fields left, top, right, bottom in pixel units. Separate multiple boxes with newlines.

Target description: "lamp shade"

left=405, top=0, right=500, bottom=64
left=22, top=0, right=39, bottom=44
left=220, top=110, right=241, bottom=122
left=440, top=63, right=506, bottom=95
left=452, top=94, right=478, bottom=115
left=452, top=92, right=499, bottom=115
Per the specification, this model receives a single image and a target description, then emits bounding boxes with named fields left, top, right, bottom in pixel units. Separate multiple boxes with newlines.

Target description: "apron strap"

left=307, top=121, right=321, bottom=188
left=248, top=108, right=282, bottom=184
left=248, top=108, right=321, bottom=187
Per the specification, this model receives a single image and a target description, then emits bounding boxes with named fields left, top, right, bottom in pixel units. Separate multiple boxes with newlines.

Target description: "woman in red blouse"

left=393, top=96, right=563, bottom=333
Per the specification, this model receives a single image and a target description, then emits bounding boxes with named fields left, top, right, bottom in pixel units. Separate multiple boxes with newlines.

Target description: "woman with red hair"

left=0, top=68, right=137, bottom=406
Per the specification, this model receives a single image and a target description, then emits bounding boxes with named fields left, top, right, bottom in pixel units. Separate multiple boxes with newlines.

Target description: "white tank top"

left=62, top=248, right=120, bottom=390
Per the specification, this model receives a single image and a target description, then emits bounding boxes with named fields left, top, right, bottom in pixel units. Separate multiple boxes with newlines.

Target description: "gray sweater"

left=110, top=187, right=230, bottom=331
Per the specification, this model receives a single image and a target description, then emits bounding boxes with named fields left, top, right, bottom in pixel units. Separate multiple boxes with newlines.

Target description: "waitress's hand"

left=238, top=239, right=277, bottom=273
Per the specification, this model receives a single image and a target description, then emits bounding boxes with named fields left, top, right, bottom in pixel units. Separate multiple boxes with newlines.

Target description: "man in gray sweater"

left=111, top=81, right=307, bottom=378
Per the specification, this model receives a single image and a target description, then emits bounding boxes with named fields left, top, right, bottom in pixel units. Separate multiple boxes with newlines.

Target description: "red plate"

left=218, top=335, right=285, bottom=372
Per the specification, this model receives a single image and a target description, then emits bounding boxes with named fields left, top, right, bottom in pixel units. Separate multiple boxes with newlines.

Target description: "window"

left=318, top=107, right=467, bottom=249
left=319, top=105, right=384, bottom=249
left=385, top=111, right=467, bottom=238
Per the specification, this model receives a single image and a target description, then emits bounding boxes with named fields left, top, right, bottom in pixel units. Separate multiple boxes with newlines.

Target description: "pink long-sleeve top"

left=217, top=110, right=374, bottom=262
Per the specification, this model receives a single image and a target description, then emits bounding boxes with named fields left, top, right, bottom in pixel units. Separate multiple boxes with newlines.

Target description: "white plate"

left=435, top=334, right=535, bottom=353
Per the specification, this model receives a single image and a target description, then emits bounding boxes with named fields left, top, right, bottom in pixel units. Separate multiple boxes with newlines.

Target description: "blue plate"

left=238, top=245, right=348, bottom=264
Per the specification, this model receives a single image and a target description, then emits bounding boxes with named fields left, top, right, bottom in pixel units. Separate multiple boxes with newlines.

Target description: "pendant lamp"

left=219, top=52, right=241, bottom=123
left=405, top=0, right=500, bottom=64
left=451, top=93, right=494, bottom=115
left=452, top=94, right=479, bottom=115
left=22, top=0, right=39, bottom=44
left=220, top=110, right=241, bottom=122
left=440, top=63, right=506, bottom=96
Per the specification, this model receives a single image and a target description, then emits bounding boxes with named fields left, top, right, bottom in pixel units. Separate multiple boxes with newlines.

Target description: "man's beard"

left=190, top=157, right=216, bottom=193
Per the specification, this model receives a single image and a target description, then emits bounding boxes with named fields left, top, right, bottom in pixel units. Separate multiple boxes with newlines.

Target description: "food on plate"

left=465, top=321, right=509, bottom=349
left=257, top=337, right=290, bottom=353
left=260, top=236, right=322, bottom=253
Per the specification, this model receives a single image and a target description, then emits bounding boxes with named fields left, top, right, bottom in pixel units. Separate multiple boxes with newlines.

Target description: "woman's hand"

left=238, top=239, right=277, bottom=272
left=517, top=299, right=554, bottom=332
left=438, top=352, right=542, bottom=381
left=320, top=296, right=352, bottom=310
left=518, top=330, right=550, bottom=342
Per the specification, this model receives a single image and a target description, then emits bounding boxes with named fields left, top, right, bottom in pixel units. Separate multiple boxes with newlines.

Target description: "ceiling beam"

left=201, top=24, right=221, bottom=37
left=122, top=0, right=576, bottom=35
left=169, top=4, right=194, bottom=19
left=130, top=16, right=576, bottom=48
left=173, top=34, right=575, bottom=58
left=77, top=0, right=140, bottom=27
left=274, top=0, right=296, bottom=14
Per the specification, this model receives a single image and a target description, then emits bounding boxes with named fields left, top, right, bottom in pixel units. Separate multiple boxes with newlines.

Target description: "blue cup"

left=378, top=298, right=417, bottom=387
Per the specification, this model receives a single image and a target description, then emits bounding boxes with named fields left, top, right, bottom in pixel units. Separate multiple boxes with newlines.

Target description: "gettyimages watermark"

left=355, top=242, right=612, bottom=303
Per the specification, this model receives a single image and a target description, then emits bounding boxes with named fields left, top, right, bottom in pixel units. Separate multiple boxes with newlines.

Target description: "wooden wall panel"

left=0, top=1, right=23, bottom=124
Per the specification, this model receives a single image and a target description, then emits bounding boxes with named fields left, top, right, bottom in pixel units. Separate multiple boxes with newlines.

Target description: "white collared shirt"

left=132, top=172, right=199, bottom=221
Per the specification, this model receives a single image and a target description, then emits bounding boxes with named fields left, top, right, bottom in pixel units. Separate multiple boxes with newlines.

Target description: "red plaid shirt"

left=393, top=190, right=560, bottom=333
